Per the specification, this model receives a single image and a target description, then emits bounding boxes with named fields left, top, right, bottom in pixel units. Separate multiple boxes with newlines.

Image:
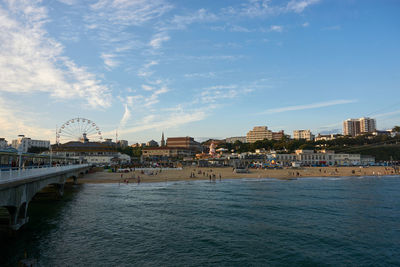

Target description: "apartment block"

left=246, top=126, right=285, bottom=143
left=343, top=117, right=376, bottom=137
left=293, top=130, right=314, bottom=141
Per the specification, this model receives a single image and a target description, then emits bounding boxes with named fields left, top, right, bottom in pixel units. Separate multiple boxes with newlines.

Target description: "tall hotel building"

left=246, top=126, right=284, bottom=143
left=343, top=117, right=376, bottom=137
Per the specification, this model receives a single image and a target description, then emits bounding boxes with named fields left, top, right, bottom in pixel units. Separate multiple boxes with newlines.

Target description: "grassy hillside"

left=334, top=144, right=400, bottom=161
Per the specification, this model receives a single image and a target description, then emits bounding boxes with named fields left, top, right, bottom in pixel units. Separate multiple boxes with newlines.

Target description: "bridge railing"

left=0, top=164, right=90, bottom=183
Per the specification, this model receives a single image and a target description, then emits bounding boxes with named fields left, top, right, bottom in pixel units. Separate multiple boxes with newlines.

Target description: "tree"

left=392, top=126, right=400, bottom=133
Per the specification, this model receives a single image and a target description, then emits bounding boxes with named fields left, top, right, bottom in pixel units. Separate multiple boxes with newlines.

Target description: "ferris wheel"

left=56, top=117, right=103, bottom=144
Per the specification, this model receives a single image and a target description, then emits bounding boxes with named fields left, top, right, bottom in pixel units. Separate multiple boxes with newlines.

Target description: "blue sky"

left=0, top=0, right=399, bottom=143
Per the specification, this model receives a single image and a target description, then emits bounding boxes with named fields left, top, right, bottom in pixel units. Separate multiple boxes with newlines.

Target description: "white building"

left=315, top=134, right=342, bottom=142
left=293, top=130, right=314, bottom=141
left=11, top=135, right=50, bottom=153
left=272, top=149, right=336, bottom=166
left=270, top=149, right=374, bottom=167
left=0, top=138, right=8, bottom=149
left=334, top=153, right=361, bottom=166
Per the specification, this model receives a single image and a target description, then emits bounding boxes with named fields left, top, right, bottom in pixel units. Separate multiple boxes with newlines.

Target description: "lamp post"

left=49, top=145, right=52, bottom=168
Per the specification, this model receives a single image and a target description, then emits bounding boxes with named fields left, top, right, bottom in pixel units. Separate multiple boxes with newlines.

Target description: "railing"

left=0, top=164, right=89, bottom=184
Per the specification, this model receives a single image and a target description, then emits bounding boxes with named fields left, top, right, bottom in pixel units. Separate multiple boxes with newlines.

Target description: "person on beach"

left=219, top=174, right=221, bottom=181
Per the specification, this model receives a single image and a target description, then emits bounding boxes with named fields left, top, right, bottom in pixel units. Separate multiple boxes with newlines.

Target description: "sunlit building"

left=343, top=117, right=376, bottom=136
left=293, top=130, right=314, bottom=141
left=11, top=135, right=50, bottom=153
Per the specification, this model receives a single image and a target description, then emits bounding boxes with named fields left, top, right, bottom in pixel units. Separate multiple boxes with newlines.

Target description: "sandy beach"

left=72, top=166, right=398, bottom=184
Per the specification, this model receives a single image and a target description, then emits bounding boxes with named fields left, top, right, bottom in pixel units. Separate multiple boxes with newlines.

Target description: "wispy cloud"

left=137, top=60, right=159, bottom=77
left=270, top=25, right=283, bottom=32
left=0, top=0, right=111, bottom=108
left=119, top=109, right=206, bottom=135
left=184, top=72, right=216, bottom=78
left=101, top=53, right=120, bottom=69
left=286, top=0, right=320, bottom=13
left=149, top=32, right=170, bottom=49
left=263, top=99, right=357, bottom=114
left=374, top=109, right=400, bottom=118
left=119, top=104, right=131, bottom=128
left=0, top=96, right=54, bottom=141
left=222, top=0, right=320, bottom=18
left=198, top=84, right=254, bottom=104
left=165, top=8, right=218, bottom=30
left=89, top=0, right=172, bottom=26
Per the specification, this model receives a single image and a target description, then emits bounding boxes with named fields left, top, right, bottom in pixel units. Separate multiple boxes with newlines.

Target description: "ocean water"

left=1, top=176, right=400, bottom=266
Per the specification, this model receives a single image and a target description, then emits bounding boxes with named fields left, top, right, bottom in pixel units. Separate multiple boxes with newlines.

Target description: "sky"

left=0, top=0, right=399, bottom=144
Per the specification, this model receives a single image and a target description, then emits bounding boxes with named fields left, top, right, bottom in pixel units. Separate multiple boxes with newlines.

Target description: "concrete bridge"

left=0, top=164, right=90, bottom=231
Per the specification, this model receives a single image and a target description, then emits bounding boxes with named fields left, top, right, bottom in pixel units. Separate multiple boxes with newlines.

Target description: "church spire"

left=161, top=132, right=165, bottom=147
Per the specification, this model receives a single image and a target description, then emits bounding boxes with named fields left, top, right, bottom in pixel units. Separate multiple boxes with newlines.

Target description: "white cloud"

left=149, top=32, right=170, bottom=49
left=0, top=0, right=111, bottom=108
left=89, top=0, right=172, bottom=26
left=184, top=72, right=216, bottom=78
left=222, top=0, right=319, bottom=18
left=199, top=84, right=253, bottom=103
left=263, top=99, right=357, bottom=114
left=230, top=25, right=252, bottom=32
left=374, top=109, right=400, bottom=118
left=119, top=109, right=206, bottom=135
left=270, top=25, right=283, bottom=32
left=286, top=0, right=320, bottom=13
left=0, top=96, right=54, bottom=141
left=100, top=53, right=119, bottom=68
left=137, top=60, right=159, bottom=77
left=58, top=0, right=77, bottom=5
left=302, top=22, right=310, bottom=27
left=142, top=84, right=154, bottom=91
left=119, top=104, right=131, bottom=128
left=166, top=8, right=218, bottom=30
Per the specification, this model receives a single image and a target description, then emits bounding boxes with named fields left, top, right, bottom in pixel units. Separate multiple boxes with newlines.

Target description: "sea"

left=1, top=176, right=400, bottom=266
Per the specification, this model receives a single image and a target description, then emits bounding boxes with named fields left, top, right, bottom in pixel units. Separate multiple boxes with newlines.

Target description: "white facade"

left=272, top=150, right=335, bottom=166
left=334, top=153, right=361, bottom=166
left=11, top=135, right=50, bottom=153
left=315, top=134, right=342, bottom=142
left=293, top=130, right=314, bottom=141
left=270, top=150, right=373, bottom=166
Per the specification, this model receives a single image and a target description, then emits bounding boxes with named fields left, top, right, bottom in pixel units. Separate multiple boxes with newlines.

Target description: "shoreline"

left=71, top=166, right=399, bottom=184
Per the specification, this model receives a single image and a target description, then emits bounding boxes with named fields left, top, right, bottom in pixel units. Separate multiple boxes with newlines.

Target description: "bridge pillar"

left=55, top=184, right=64, bottom=199
left=7, top=202, right=29, bottom=231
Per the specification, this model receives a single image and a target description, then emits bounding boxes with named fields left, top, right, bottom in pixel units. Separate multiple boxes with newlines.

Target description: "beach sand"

left=72, top=166, right=398, bottom=184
